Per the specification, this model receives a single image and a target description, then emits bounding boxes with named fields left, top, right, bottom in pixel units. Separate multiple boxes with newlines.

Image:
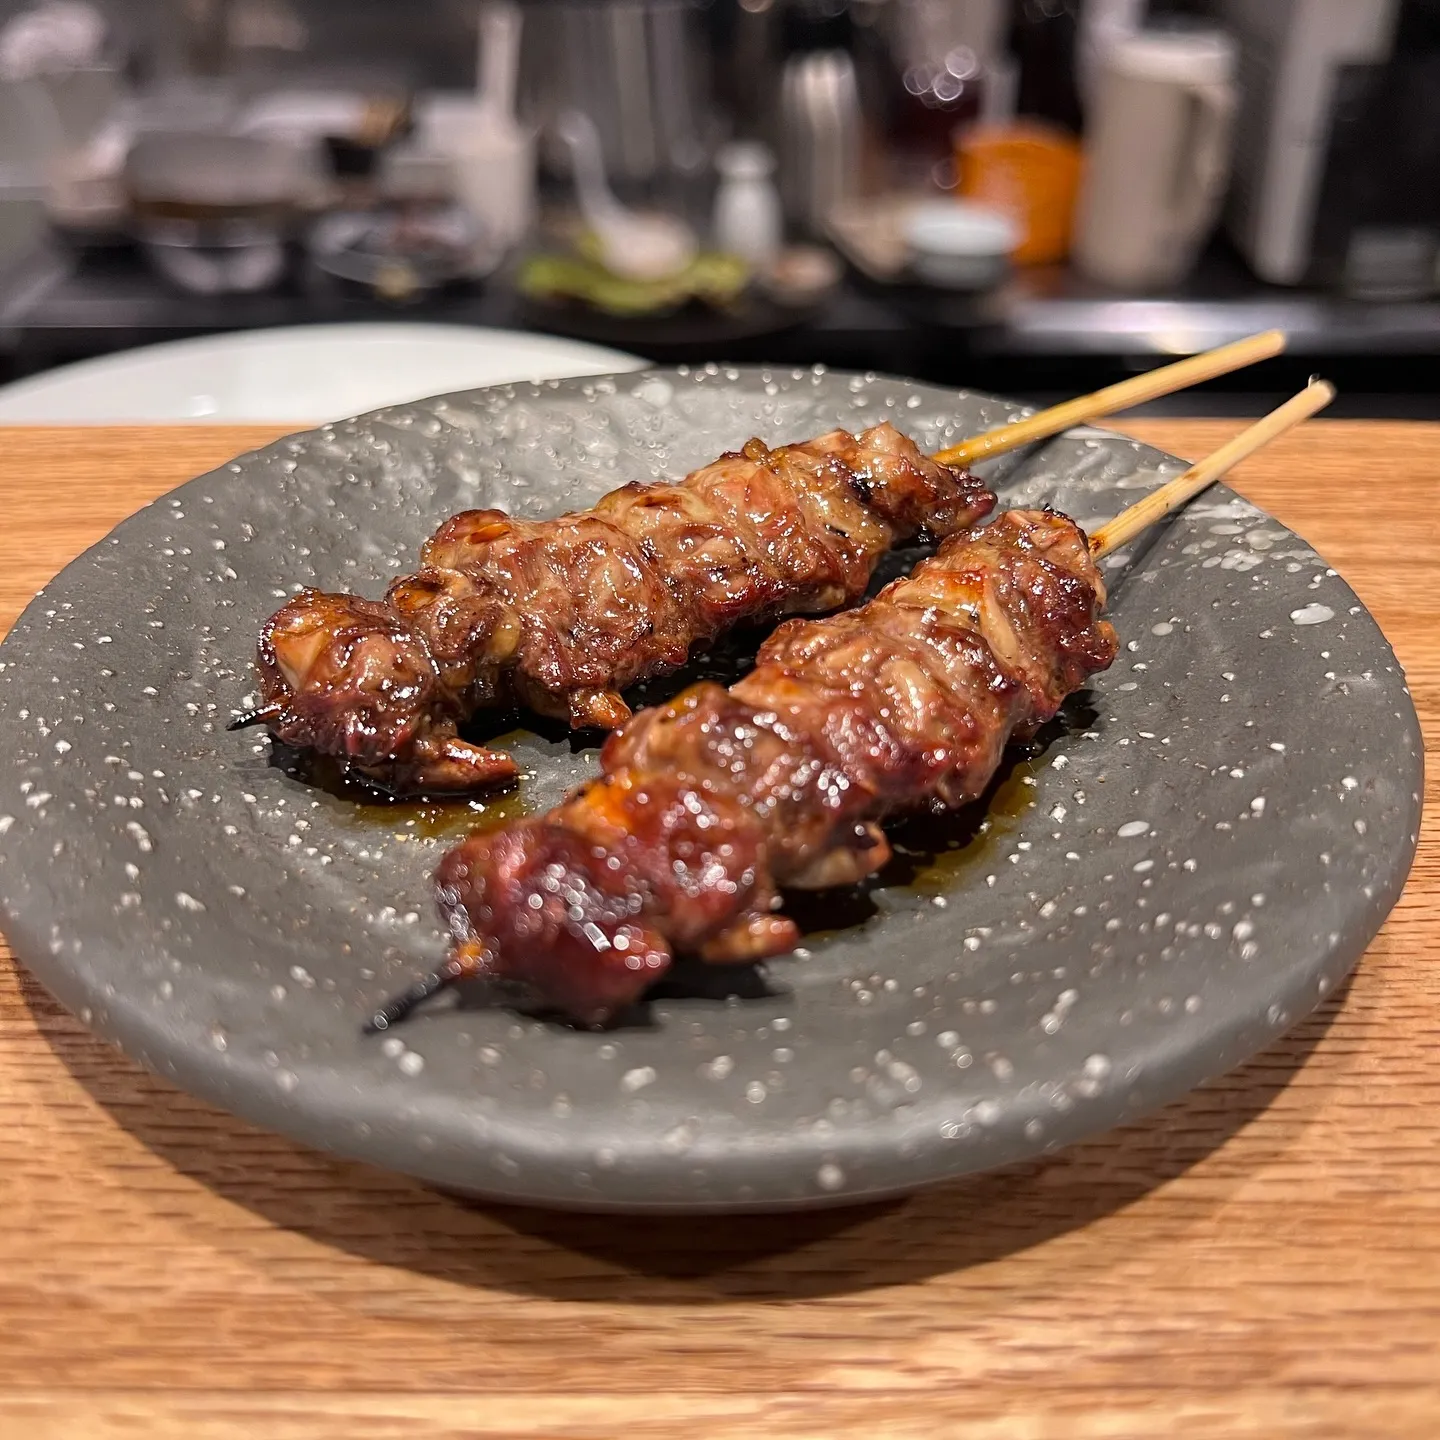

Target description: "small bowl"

left=125, top=131, right=311, bottom=214
left=308, top=205, right=499, bottom=301
left=903, top=199, right=1018, bottom=290
left=760, top=245, right=842, bottom=306
left=138, top=217, right=288, bottom=295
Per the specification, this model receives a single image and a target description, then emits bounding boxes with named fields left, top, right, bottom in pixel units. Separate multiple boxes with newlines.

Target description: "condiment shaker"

left=712, top=140, right=783, bottom=266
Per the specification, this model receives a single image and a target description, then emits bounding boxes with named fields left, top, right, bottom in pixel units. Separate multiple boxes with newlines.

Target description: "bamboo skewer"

left=931, top=329, right=1288, bottom=469
left=1089, top=379, right=1335, bottom=559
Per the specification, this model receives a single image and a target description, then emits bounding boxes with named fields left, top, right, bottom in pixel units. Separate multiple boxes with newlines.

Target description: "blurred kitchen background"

left=2, top=0, right=1439, bottom=418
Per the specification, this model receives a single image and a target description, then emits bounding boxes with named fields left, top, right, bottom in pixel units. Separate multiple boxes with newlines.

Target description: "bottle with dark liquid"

left=1010, top=0, right=1082, bottom=133
left=867, top=0, right=996, bottom=193
left=890, top=45, right=985, bottom=191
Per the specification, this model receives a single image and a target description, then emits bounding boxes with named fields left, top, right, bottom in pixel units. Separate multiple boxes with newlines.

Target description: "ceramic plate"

left=0, top=324, right=642, bottom=424
left=0, top=368, right=1422, bottom=1211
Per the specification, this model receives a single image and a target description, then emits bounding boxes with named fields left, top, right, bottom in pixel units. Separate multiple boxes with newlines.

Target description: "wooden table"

left=1, top=422, right=1436, bottom=1439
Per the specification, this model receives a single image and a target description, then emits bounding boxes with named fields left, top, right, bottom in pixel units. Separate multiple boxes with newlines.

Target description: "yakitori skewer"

left=233, top=332, right=1287, bottom=795
left=932, top=328, right=1286, bottom=468
left=366, top=379, right=1334, bottom=1030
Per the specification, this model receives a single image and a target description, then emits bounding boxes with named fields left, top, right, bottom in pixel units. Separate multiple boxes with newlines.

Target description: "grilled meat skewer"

left=369, top=508, right=1118, bottom=1029
left=366, top=380, right=1335, bottom=1030
left=236, top=423, right=994, bottom=794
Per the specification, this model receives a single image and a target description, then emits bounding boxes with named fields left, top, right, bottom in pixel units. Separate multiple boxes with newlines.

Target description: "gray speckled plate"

left=0, top=368, right=1423, bottom=1212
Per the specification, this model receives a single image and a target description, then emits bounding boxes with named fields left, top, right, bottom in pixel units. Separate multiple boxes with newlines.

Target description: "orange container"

left=954, top=122, right=1083, bottom=267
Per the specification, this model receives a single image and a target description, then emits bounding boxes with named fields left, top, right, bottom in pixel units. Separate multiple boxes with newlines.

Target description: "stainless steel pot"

left=779, top=47, right=861, bottom=236
left=522, top=0, right=714, bottom=189
left=124, top=130, right=314, bottom=294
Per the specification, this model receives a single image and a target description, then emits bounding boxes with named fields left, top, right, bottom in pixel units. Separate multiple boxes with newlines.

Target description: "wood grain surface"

left=0, top=420, right=1436, bottom=1439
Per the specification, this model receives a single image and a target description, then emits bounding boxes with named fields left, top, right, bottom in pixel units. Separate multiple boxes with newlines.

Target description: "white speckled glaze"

left=0, top=367, right=1423, bottom=1211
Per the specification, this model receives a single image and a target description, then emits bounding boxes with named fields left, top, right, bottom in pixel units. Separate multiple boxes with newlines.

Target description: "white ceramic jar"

left=713, top=140, right=783, bottom=267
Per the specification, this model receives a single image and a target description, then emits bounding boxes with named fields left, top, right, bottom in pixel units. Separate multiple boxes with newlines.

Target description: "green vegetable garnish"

left=519, top=245, right=750, bottom=317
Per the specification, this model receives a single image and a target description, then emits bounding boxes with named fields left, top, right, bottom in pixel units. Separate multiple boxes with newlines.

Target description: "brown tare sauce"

left=783, top=699, right=1095, bottom=938
left=781, top=747, right=1040, bottom=939
left=272, top=587, right=1095, bottom=938
left=270, top=745, right=528, bottom=842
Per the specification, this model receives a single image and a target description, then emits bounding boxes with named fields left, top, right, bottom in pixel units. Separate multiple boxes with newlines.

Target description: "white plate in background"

left=0, top=323, right=645, bottom=424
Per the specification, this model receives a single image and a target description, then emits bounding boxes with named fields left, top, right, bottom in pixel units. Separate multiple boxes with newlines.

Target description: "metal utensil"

left=526, top=0, right=712, bottom=188
left=555, top=109, right=696, bottom=281
left=778, top=48, right=861, bottom=236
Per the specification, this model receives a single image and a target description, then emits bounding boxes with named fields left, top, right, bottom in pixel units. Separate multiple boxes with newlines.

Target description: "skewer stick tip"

left=1088, top=379, right=1335, bottom=559
left=226, top=702, right=282, bottom=731
left=364, top=950, right=481, bottom=1032
left=932, top=329, right=1289, bottom=470
left=365, top=967, right=451, bottom=1032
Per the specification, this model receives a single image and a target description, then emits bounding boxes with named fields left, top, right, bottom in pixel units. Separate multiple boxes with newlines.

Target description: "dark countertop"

left=5, top=236, right=1440, bottom=418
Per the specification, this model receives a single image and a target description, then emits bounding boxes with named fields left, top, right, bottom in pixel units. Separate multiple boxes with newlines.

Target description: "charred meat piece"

left=372, top=509, right=1118, bottom=1028
left=238, top=424, right=994, bottom=794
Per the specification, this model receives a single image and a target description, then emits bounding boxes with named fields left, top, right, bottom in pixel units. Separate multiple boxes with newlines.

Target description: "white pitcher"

left=1073, top=28, right=1237, bottom=291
